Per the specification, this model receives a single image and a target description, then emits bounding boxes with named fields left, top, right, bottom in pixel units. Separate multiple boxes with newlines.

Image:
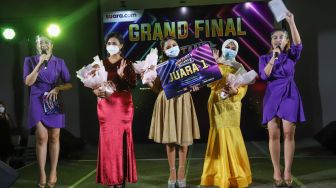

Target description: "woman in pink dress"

left=93, top=32, right=137, bottom=188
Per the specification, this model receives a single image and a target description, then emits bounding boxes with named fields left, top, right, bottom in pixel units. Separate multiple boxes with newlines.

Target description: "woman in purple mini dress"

left=23, top=36, right=72, bottom=188
left=258, top=12, right=305, bottom=188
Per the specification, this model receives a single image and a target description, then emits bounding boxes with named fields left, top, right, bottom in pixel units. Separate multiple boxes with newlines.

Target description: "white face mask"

left=165, top=46, right=180, bottom=58
left=0, top=107, right=5, bottom=113
left=106, top=45, right=120, bottom=55
left=222, top=48, right=237, bottom=60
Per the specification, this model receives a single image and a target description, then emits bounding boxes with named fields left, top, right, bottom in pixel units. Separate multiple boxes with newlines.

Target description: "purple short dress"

left=23, top=55, right=71, bottom=129
left=258, top=43, right=305, bottom=125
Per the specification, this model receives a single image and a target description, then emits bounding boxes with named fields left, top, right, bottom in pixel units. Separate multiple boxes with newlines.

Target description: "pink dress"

left=96, top=59, right=137, bottom=185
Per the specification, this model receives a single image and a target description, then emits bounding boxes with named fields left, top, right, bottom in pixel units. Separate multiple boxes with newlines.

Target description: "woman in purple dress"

left=258, top=12, right=305, bottom=188
left=23, top=36, right=72, bottom=188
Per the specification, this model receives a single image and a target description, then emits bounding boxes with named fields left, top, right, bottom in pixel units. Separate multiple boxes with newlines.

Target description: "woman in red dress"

left=93, top=32, right=137, bottom=188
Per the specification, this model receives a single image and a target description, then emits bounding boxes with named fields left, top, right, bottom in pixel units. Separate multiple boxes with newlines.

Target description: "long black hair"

left=105, top=32, right=125, bottom=55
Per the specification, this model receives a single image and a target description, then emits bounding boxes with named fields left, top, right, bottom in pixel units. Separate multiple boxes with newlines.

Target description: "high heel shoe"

left=177, top=179, right=186, bottom=188
left=168, top=167, right=176, bottom=188
left=47, top=182, right=56, bottom=188
left=284, top=179, right=293, bottom=188
left=177, top=166, right=186, bottom=188
left=37, top=183, right=46, bottom=188
left=118, top=182, right=126, bottom=188
left=168, top=179, right=176, bottom=188
left=47, top=177, right=57, bottom=188
left=273, top=179, right=284, bottom=187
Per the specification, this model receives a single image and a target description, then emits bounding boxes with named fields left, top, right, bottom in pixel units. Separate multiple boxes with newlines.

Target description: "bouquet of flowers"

left=132, top=48, right=158, bottom=84
left=219, top=70, right=258, bottom=100
left=76, top=55, right=116, bottom=96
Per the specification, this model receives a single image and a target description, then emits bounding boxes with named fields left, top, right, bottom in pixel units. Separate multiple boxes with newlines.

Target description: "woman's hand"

left=36, top=54, right=50, bottom=70
left=285, top=11, right=295, bottom=25
left=47, top=87, right=59, bottom=101
left=38, top=53, right=51, bottom=65
left=213, top=49, right=220, bottom=62
left=93, top=87, right=107, bottom=98
left=191, top=85, right=200, bottom=92
left=285, top=11, right=301, bottom=45
left=223, top=83, right=238, bottom=96
left=272, top=46, right=281, bottom=59
left=117, top=59, right=127, bottom=78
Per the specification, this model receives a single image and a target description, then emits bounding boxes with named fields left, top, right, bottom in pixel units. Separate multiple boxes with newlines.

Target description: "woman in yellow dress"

left=200, top=39, right=252, bottom=188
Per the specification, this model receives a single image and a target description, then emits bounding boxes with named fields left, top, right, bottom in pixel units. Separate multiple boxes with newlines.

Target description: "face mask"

left=222, top=48, right=237, bottom=60
left=106, top=45, right=120, bottom=55
left=165, top=46, right=180, bottom=58
left=0, top=107, right=5, bottom=113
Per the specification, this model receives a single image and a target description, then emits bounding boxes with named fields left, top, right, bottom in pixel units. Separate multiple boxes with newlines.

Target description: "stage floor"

left=12, top=139, right=336, bottom=188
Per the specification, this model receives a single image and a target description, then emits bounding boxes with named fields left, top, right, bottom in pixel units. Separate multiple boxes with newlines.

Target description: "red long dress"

left=96, top=58, right=137, bottom=185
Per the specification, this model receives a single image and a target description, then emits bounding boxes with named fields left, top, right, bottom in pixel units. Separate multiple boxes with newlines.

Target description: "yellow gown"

left=200, top=64, right=252, bottom=188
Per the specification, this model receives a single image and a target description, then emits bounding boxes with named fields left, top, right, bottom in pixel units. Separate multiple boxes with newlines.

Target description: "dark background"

left=0, top=0, right=335, bottom=145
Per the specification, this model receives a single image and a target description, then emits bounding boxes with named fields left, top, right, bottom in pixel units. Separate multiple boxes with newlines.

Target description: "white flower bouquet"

left=219, top=70, right=258, bottom=100
left=132, top=48, right=158, bottom=84
left=76, top=55, right=116, bottom=96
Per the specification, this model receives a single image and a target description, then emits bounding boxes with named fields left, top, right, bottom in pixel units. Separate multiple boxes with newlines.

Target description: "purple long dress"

left=23, top=55, right=71, bottom=129
left=258, top=43, right=305, bottom=125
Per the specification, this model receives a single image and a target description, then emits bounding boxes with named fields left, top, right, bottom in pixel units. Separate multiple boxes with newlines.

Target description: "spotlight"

left=244, top=2, right=252, bottom=9
left=47, top=24, right=61, bottom=37
left=181, top=7, right=188, bottom=14
left=2, top=28, right=16, bottom=40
